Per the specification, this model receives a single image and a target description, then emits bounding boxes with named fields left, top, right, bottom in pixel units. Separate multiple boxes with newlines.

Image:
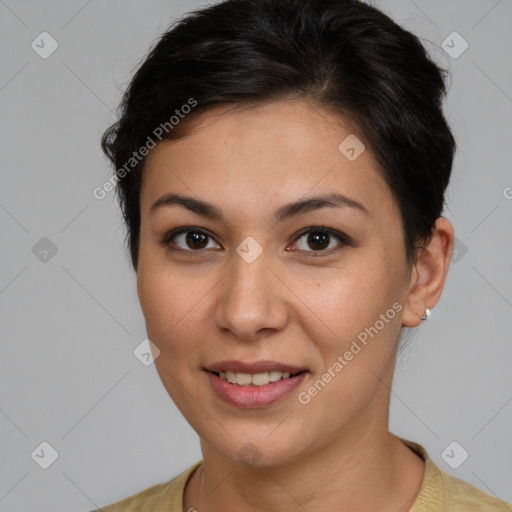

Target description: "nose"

left=213, top=248, right=289, bottom=342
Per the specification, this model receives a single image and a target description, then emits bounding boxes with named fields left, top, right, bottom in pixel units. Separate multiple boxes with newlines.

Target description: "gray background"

left=1, top=0, right=511, bottom=510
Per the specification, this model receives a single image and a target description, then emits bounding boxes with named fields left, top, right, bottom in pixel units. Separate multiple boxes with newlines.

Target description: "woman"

left=95, top=0, right=512, bottom=510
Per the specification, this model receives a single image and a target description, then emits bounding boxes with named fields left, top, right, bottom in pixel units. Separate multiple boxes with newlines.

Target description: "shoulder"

left=91, top=481, right=170, bottom=512
left=441, top=470, right=512, bottom=511
left=400, top=438, right=512, bottom=512
left=89, top=461, right=202, bottom=512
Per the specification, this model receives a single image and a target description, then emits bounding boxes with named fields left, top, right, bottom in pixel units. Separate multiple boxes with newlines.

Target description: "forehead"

left=140, top=99, right=397, bottom=223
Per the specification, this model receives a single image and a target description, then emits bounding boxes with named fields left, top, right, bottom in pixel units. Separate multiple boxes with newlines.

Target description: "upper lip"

left=204, top=360, right=307, bottom=374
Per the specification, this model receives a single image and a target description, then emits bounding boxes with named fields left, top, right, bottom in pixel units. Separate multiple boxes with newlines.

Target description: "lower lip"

left=206, top=371, right=307, bottom=408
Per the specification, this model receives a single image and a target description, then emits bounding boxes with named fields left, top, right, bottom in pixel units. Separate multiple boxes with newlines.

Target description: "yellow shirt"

left=93, top=438, right=512, bottom=511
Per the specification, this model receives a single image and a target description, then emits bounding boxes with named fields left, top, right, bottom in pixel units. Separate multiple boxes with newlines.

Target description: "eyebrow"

left=149, top=192, right=369, bottom=222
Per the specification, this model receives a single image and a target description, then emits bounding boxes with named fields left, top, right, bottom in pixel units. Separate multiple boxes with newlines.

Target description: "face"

left=137, top=99, right=414, bottom=467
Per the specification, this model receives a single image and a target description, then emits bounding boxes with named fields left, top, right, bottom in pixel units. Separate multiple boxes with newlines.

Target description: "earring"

left=420, top=308, right=431, bottom=321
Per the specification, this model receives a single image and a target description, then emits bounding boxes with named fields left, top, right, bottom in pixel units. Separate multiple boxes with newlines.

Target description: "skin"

left=136, top=98, right=454, bottom=511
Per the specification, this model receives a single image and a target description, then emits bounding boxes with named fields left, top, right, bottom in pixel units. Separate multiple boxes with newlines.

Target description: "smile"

left=205, top=369, right=308, bottom=408
left=214, top=370, right=299, bottom=386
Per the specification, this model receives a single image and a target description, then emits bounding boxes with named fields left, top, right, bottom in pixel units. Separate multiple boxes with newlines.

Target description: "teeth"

left=236, top=372, right=252, bottom=386
left=225, top=371, right=236, bottom=384
left=270, top=370, right=287, bottom=382
left=217, top=370, right=294, bottom=386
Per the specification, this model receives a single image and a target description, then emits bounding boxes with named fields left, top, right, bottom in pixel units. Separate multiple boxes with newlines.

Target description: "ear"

left=402, top=217, right=454, bottom=327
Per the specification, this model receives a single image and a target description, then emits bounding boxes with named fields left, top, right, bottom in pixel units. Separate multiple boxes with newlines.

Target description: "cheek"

left=136, top=257, right=214, bottom=368
left=137, top=266, right=169, bottom=336
left=297, top=259, right=404, bottom=405
left=137, top=261, right=186, bottom=344
left=137, top=263, right=206, bottom=407
left=304, top=259, right=402, bottom=337
left=293, top=270, right=402, bottom=427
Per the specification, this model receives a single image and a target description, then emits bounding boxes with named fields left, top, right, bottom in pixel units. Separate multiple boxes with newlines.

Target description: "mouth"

left=208, top=369, right=307, bottom=386
left=204, top=360, right=308, bottom=386
left=204, top=360, right=309, bottom=408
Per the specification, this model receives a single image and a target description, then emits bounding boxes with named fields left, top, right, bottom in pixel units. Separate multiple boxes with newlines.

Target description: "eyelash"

left=159, top=226, right=351, bottom=258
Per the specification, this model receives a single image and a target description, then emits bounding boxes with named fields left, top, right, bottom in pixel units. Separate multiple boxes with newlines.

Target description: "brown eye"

left=183, top=231, right=209, bottom=250
left=161, top=228, right=220, bottom=252
left=305, top=231, right=330, bottom=250
left=289, top=227, right=349, bottom=254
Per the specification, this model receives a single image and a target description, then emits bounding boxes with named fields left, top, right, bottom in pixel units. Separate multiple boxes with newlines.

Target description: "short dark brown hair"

left=101, top=0, right=455, bottom=271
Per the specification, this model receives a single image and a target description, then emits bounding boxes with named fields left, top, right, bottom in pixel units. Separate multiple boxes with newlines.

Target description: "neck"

left=184, top=423, right=425, bottom=512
